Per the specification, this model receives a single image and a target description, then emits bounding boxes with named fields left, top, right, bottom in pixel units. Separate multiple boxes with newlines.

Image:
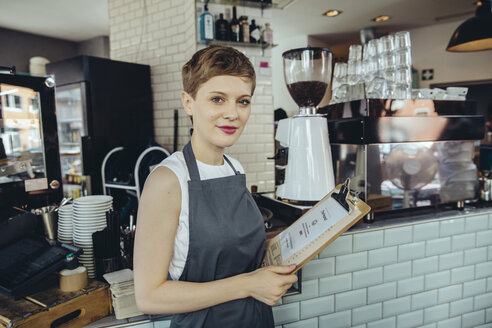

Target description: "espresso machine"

left=320, top=99, right=484, bottom=220
left=276, top=47, right=335, bottom=202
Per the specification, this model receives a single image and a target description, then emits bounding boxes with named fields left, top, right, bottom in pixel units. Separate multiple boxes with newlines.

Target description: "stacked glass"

left=365, top=31, right=412, bottom=99
left=331, top=31, right=413, bottom=103
left=331, top=62, right=348, bottom=103
left=331, top=45, right=365, bottom=103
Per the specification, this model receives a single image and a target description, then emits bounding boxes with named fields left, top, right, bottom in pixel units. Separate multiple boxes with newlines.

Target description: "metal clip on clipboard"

left=331, top=178, right=351, bottom=212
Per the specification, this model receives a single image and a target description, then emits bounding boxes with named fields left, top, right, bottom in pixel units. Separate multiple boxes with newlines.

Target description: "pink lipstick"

left=218, top=126, right=238, bottom=134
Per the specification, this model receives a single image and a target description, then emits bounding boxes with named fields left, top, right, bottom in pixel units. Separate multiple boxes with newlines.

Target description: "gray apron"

left=170, top=142, right=274, bottom=328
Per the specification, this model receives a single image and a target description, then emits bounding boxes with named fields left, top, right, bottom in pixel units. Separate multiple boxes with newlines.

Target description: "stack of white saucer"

left=72, top=195, right=113, bottom=278
left=57, top=204, right=74, bottom=244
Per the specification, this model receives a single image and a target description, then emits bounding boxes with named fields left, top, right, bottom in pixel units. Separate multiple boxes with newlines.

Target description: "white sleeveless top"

left=150, top=151, right=244, bottom=280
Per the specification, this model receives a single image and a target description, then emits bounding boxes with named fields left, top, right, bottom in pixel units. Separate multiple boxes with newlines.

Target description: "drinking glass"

left=347, top=60, right=362, bottom=85
left=394, top=31, right=411, bottom=49
left=375, top=38, right=385, bottom=56
left=383, top=53, right=396, bottom=69
left=349, top=45, right=363, bottom=61
left=334, top=62, right=342, bottom=78
left=394, top=85, right=411, bottom=99
left=380, top=35, right=395, bottom=54
left=385, top=81, right=396, bottom=99
left=365, top=40, right=378, bottom=59
left=333, top=83, right=348, bottom=102
left=377, top=55, right=388, bottom=72
left=384, top=68, right=396, bottom=82
left=333, top=62, right=347, bottom=80
left=395, top=48, right=412, bottom=68
left=395, top=67, right=412, bottom=86
left=333, top=62, right=347, bottom=83
left=366, top=77, right=387, bottom=98
left=362, top=57, right=378, bottom=82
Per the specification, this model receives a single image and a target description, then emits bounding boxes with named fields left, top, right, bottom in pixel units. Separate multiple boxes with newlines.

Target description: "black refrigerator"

left=46, top=55, right=154, bottom=197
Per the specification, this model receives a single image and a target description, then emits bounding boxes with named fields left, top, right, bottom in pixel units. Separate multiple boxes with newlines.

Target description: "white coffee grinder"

left=276, top=47, right=335, bottom=202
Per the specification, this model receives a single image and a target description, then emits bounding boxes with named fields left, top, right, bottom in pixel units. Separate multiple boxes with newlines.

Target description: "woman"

left=134, top=45, right=298, bottom=327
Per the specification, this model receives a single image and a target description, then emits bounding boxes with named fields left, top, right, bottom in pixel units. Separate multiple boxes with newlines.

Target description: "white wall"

left=410, top=20, right=492, bottom=88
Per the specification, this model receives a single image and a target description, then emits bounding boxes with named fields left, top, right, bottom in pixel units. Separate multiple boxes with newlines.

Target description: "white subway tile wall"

left=128, top=213, right=492, bottom=328
left=108, top=0, right=275, bottom=192
left=420, top=324, right=437, bottom=328
left=273, top=213, right=492, bottom=327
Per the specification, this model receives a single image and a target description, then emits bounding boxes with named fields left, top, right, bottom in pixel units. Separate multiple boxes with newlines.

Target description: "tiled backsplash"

left=274, top=212, right=492, bottom=328
left=107, top=0, right=275, bottom=191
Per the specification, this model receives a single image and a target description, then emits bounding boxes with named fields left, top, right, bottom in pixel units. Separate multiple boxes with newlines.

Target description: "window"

left=6, top=95, right=22, bottom=112
left=30, top=97, right=40, bottom=113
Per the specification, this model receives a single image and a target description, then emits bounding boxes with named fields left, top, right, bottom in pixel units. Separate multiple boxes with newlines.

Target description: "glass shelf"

left=196, top=0, right=294, bottom=9
left=198, top=40, right=277, bottom=49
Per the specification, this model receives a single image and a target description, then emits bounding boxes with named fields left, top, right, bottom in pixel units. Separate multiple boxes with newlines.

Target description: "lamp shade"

left=446, top=0, right=492, bottom=52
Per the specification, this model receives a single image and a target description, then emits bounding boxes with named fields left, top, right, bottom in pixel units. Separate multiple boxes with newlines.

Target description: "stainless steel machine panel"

left=332, top=141, right=478, bottom=215
left=325, top=99, right=484, bottom=219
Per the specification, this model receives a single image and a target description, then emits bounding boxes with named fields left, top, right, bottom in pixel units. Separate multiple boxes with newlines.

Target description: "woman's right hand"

left=243, top=265, right=298, bottom=306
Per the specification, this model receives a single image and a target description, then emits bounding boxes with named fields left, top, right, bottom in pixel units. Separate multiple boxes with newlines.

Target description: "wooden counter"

left=0, top=279, right=111, bottom=328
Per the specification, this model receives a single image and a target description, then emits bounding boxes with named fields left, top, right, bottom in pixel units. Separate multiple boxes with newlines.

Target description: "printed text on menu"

left=279, top=197, right=349, bottom=261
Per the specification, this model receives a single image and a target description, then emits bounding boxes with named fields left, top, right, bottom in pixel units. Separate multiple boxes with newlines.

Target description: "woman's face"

left=182, top=75, right=253, bottom=150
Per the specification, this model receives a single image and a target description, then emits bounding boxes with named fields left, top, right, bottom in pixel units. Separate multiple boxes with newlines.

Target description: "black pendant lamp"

left=446, top=0, right=492, bottom=52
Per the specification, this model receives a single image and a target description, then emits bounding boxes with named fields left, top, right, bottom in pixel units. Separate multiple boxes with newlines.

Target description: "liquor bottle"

left=250, top=19, right=260, bottom=43
left=215, top=13, right=230, bottom=41
left=199, top=4, right=214, bottom=41
left=262, top=22, right=273, bottom=44
left=240, top=16, right=250, bottom=43
left=230, top=6, right=240, bottom=42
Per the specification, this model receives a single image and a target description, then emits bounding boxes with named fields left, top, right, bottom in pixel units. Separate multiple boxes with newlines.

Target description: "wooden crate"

left=0, top=280, right=112, bottom=328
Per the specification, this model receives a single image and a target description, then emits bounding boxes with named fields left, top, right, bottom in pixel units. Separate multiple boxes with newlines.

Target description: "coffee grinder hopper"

left=276, top=47, right=335, bottom=202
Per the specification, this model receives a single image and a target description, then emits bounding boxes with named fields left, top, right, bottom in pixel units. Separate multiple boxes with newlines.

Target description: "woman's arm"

left=134, top=166, right=297, bottom=314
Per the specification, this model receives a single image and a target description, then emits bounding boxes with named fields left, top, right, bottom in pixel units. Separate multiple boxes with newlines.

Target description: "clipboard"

left=262, top=179, right=371, bottom=273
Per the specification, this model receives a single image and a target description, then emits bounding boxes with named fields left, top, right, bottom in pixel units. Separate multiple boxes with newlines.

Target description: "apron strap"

left=183, top=142, right=201, bottom=181
left=183, top=141, right=240, bottom=180
left=223, top=155, right=240, bottom=175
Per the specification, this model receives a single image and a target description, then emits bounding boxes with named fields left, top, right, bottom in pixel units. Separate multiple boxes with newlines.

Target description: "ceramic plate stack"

left=72, top=195, right=113, bottom=278
left=57, top=204, right=74, bottom=244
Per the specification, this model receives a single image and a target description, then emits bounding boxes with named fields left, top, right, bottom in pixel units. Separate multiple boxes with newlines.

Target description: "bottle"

left=250, top=19, right=260, bottom=43
left=240, top=16, right=250, bottom=43
left=263, top=22, right=273, bottom=44
left=215, top=13, right=230, bottom=41
left=199, top=4, right=214, bottom=41
left=230, top=6, right=240, bottom=42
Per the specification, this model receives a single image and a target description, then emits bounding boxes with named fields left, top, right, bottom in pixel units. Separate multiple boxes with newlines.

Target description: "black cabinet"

left=46, top=56, right=154, bottom=196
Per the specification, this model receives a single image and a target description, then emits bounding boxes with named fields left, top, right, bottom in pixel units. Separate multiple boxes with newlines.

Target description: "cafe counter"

left=85, top=205, right=492, bottom=328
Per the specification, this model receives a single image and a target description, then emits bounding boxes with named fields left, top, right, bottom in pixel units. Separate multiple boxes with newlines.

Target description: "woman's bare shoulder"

left=144, top=166, right=180, bottom=194
left=139, top=166, right=181, bottom=224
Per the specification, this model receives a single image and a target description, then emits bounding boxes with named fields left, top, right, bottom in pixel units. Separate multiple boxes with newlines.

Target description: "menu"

left=262, top=185, right=371, bottom=272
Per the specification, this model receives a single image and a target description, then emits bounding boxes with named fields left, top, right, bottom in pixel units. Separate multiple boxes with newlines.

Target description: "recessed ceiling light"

left=323, top=10, right=342, bottom=17
left=372, top=15, right=391, bottom=22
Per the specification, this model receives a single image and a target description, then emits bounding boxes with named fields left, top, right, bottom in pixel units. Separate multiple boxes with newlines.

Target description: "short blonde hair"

left=182, top=45, right=256, bottom=99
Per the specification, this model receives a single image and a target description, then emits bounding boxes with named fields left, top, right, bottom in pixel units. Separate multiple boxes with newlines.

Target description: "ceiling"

left=0, top=0, right=477, bottom=43
left=0, top=0, right=109, bottom=42
left=274, top=0, right=477, bottom=44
